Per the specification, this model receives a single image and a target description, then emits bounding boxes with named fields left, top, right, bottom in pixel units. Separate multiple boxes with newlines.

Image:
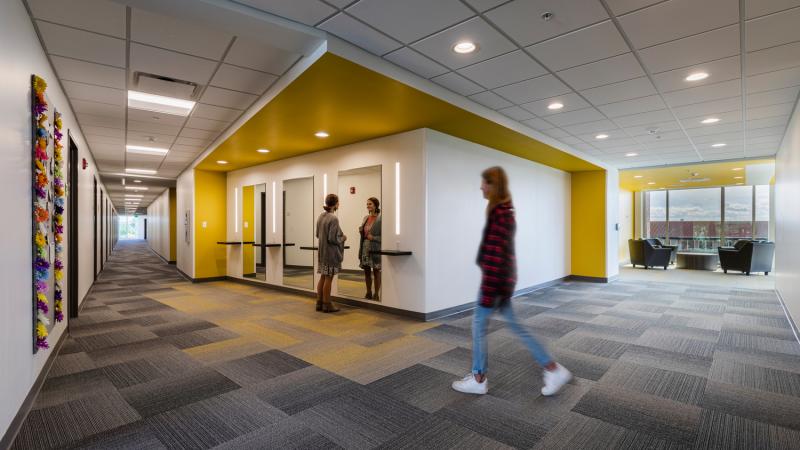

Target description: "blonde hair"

left=481, top=166, right=511, bottom=211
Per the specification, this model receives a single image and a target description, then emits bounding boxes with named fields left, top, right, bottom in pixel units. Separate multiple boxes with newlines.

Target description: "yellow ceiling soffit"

left=197, top=53, right=600, bottom=173
left=619, top=158, right=775, bottom=191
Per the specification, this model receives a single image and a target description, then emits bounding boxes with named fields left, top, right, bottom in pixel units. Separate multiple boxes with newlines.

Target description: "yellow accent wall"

left=571, top=171, right=608, bottom=278
left=242, top=185, right=255, bottom=275
left=169, top=187, right=177, bottom=262
left=194, top=169, right=227, bottom=279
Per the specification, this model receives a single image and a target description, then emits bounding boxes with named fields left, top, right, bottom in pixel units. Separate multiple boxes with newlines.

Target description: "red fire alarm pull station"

left=350, top=187, right=356, bottom=194
left=81, top=158, right=88, bottom=170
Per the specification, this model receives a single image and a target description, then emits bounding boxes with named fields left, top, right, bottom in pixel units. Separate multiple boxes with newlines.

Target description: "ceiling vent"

left=133, top=72, right=200, bottom=100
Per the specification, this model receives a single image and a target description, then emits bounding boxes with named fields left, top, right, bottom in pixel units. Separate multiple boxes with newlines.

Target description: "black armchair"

left=718, top=240, right=775, bottom=275
left=629, top=239, right=672, bottom=270
left=646, top=238, right=677, bottom=264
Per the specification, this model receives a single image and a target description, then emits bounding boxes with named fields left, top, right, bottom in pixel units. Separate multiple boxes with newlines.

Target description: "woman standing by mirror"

left=316, top=194, right=346, bottom=313
left=359, top=197, right=382, bottom=301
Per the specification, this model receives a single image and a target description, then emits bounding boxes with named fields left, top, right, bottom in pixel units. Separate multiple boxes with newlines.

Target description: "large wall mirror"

left=253, top=183, right=267, bottom=280
left=283, top=177, right=314, bottom=290
left=336, top=165, right=382, bottom=301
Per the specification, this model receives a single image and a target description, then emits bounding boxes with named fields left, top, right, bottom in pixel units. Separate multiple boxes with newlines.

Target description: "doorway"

left=93, top=177, right=97, bottom=280
left=68, top=135, right=79, bottom=318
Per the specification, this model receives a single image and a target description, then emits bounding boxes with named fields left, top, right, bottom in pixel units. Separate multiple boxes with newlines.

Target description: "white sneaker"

left=541, top=364, right=572, bottom=396
left=451, top=373, right=488, bottom=394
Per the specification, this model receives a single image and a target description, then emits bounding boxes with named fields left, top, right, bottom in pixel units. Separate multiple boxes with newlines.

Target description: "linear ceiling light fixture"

left=711, top=143, right=726, bottom=148
left=315, top=131, right=329, bottom=138
left=125, top=186, right=149, bottom=191
left=128, top=90, right=195, bottom=116
left=126, top=145, right=169, bottom=155
left=701, top=117, right=720, bottom=124
left=625, top=152, right=638, bottom=157
left=125, top=168, right=157, bottom=175
left=257, top=148, right=270, bottom=153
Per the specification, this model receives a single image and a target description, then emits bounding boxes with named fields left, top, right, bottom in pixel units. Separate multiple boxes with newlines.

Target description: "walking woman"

left=316, top=194, right=346, bottom=313
left=452, top=167, right=572, bottom=396
left=359, top=197, right=382, bottom=301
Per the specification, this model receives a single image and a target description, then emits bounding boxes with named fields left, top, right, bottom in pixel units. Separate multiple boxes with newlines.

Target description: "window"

left=646, top=190, right=667, bottom=240
left=724, top=185, right=752, bottom=246
left=668, top=188, right=721, bottom=252
left=755, top=185, right=770, bottom=240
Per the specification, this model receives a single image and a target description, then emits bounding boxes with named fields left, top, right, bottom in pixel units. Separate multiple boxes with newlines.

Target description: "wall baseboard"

left=776, top=288, right=800, bottom=346
left=168, top=261, right=176, bottom=265
left=0, top=331, right=67, bottom=450
left=568, top=274, right=613, bottom=283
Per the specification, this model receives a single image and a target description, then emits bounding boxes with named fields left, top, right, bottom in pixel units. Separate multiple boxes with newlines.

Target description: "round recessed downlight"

left=685, top=72, right=709, bottom=81
left=732, top=167, right=743, bottom=171
left=734, top=176, right=743, bottom=179
left=711, top=143, right=726, bottom=148
left=595, top=134, right=609, bottom=140
left=648, top=182, right=656, bottom=185
left=315, top=131, right=329, bottom=138
left=626, top=152, right=639, bottom=157
left=217, top=160, right=228, bottom=165
left=257, top=148, right=270, bottom=153
left=547, top=102, right=564, bottom=110
left=701, top=117, right=720, bottom=124
left=133, top=179, right=142, bottom=183
left=453, top=41, right=477, bottom=54
left=633, top=175, right=643, bottom=179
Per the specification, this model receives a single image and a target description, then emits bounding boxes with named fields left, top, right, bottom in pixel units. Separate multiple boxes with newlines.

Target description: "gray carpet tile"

left=101, top=351, right=204, bottom=389
left=69, top=318, right=137, bottom=338
left=522, top=315, right=585, bottom=338
left=68, top=421, right=167, bottom=450
left=421, top=346, right=475, bottom=376
left=368, top=364, right=468, bottom=413
left=148, top=319, right=218, bottom=338
left=163, top=326, right=240, bottom=350
left=693, top=409, right=800, bottom=450
left=550, top=347, right=615, bottom=381
left=213, top=350, right=310, bottom=387
left=376, top=415, right=514, bottom=450
left=709, top=358, right=800, bottom=397
left=713, top=348, right=800, bottom=375
left=85, top=338, right=178, bottom=368
left=253, top=366, right=361, bottom=415
left=33, top=368, right=117, bottom=409
left=75, top=327, right=160, bottom=352
left=120, top=368, right=240, bottom=418
left=598, top=362, right=707, bottom=405
left=635, top=332, right=716, bottom=359
left=717, top=331, right=800, bottom=356
left=701, top=380, right=800, bottom=431
left=415, top=324, right=474, bottom=348
left=618, top=345, right=713, bottom=379
left=211, top=417, right=341, bottom=450
left=557, top=334, right=631, bottom=359
left=47, top=351, right=97, bottom=378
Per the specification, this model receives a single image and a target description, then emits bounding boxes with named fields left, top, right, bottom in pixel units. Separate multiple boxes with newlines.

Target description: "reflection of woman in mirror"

left=358, top=197, right=382, bottom=301
left=315, top=194, right=346, bottom=313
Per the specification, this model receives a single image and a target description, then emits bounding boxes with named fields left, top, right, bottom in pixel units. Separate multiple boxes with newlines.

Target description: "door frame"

left=68, top=134, right=79, bottom=318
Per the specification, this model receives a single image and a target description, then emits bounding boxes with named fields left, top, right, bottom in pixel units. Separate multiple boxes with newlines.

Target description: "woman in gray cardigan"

left=315, top=194, right=346, bottom=313
left=358, top=197, right=382, bottom=301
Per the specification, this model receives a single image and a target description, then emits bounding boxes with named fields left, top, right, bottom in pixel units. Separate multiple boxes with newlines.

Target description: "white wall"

left=0, top=0, right=115, bottom=440
left=226, top=130, right=426, bottom=312
left=606, top=169, right=620, bottom=278
left=146, top=188, right=171, bottom=261
left=283, top=177, right=314, bottom=267
left=776, top=98, right=800, bottom=329
left=425, top=130, right=571, bottom=313
left=176, top=169, right=194, bottom=277
left=619, top=189, right=634, bottom=263
left=337, top=168, right=382, bottom=271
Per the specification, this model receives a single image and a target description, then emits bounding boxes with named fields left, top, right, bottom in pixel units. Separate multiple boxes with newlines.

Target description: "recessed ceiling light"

left=736, top=182, right=744, bottom=185
left=633, top=175, right=643, bottom=179
left=125, top=168, right=157, bottom=175
left=701, top=117, right=720, bottom=124
left=133, top=179, right=142, bottom=183
left=453, top=41, right=477, bottom=54
left=125, top=186, right=149, bottom=191
left=595, top=134, right=609, bottom=139
left=547, top=102, right=564, bottom=110
left=315, top=131, right=329, bottom=138
left=625, top=152, right=638, bottom=157
left=216, top=160, right=228, bottom=165
left=685, top=72, right=709, bottom=81
left=732, top=167, right=743, bottom=171
left=734, top=176, right=743, bottom=179
left=125, top=194, right=144, bottom=198
left=126, top=145, right=169, bottom=155
left=128, top=90, right=195, bottom=116
left=711, top=143, right=726, bottom=148
left=648, top=182, right=656, bottom=185
left=256, top=148, right=270, bottom=153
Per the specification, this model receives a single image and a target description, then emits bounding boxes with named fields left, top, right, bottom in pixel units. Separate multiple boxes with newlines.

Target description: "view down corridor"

left=11, top=241, right=800, bottom=449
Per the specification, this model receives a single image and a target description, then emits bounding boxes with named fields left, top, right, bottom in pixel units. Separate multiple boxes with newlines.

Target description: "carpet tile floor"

left=9, top=240, right=800, bottom=449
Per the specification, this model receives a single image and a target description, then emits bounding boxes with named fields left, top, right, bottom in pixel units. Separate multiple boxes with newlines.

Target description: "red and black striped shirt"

left=477, top=201, right=517, bottom=307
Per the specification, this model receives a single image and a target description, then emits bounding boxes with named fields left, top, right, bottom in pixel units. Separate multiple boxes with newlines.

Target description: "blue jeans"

left=472, top=299, right=552, bottom=375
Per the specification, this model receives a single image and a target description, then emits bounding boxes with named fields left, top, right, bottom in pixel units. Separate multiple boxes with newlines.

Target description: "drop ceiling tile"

left=747, top=125, right=790, bottom=137
left=175, top=136, right=213, bottom=147
left=50, top=56, right=126, bottom=89
left=37, top=21, right=125, bottom=67
left=130, top=44, right=217, bottom=86
left=126, top=134, right=176, bottom=148
left=127, top=119, right=181, bottom=136
left=557, top=53, right=644, bottom=91
left=612, top=109, right=675, bottom=127
left=468, top=91, right=514, bottom=109
left=130, top=8, right=232, bottom=60
left=745, top=0, right=800, bottom=19
left=412, top=17, right=517, bottom=70
left=598, top=95, right=666, bottom=118
left=327, top=0, right=357, bottom=7
left=635, top=132, right=690, bottom=146
left=458, top=50, right=546, bottom=89
left=691, top=131, right=743, bottom=144
left=383, top=48, right=449, bottom=79
left=745, top=7, right=800, bottom=52
left=672, top=97, right=742, bottom=119
left=319, top=13, right=402, bottom=56
left=747, top=135, right=784, bottom=145
left=559, top=136, right=586, bottom=146
left=185, top=117, right=230, bottom=132
left=127, top=108, right=186, bottom=127
left=580, top=77, right=657, bottom=105
left=346, top=0, right=473, bottom=44
left=746, top=146, right=779, bottom=156
left=605, top=0, right=663, bottom=15
left=485, top=0, right=608, bottom=46
left=588, top=137, right=640, bottom=149
left=193, top=104, right=243, bottom=122
left=210, top=64, right=277, bottom=95
left=638, top=25, right=739, bottom=74
left=87, top=134, right=125, bottom=146
left=685, top=121, right=742, bottom=136
left=618, top=0, right=739, bottom=49
left=126, top=153, right=165, bottom=165
left=71, top=99, right=125, bottom=118
left=225, top=38, right=298, bottom=74
left=431, top=72, right=484, bottom=96
left=78, top=112, right=124, bottom=129
left=498, top=106, right=535, bottom=121
left=200, top=86, right=258, bottom=109
left=494, top=74, right=571, bottom=104
left=746, top=66, right=800, bottom=93
left=28, top=0, right=126, bottom=37
left=622, top=121, right=682, bottom=136
left=178, top=128, right=219, bottom=140
left=541, top=128, right=572, bottom=139
left=746, top=41, right=800, bottom=76
left=652, top=56, right=741, bottom=93
left=520, top=92, right=590, bottom=116
left=747, top=102, right=796, bottom=120
left=526, top=21, right=628, bottom=72
left=521, top=117, right=557, bottom=130
left=544, top=107, right=606, bottom=127
left=63, top=80, right=125, bottom=105
left=83, top=126, right=125, bottom=138
left=662, top=79, right=742, bottom=107
left=562, top=119, right=619, bottom=135
left=235, top=0, right=336, bottom=25
left=172, top=144, right=206, bottom=153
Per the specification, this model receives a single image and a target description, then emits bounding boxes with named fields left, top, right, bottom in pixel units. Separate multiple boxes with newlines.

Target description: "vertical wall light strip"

left=234, top=187, right=239, bottom=234
left=272, top=181, right=276, bottom=233
left=323, top=173, right=328, bottom=200
left=395, top=162, right=400, bottom=235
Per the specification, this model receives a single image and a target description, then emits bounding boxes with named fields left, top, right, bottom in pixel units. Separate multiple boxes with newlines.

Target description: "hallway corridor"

left=11, top=241, right=800, bottom=449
